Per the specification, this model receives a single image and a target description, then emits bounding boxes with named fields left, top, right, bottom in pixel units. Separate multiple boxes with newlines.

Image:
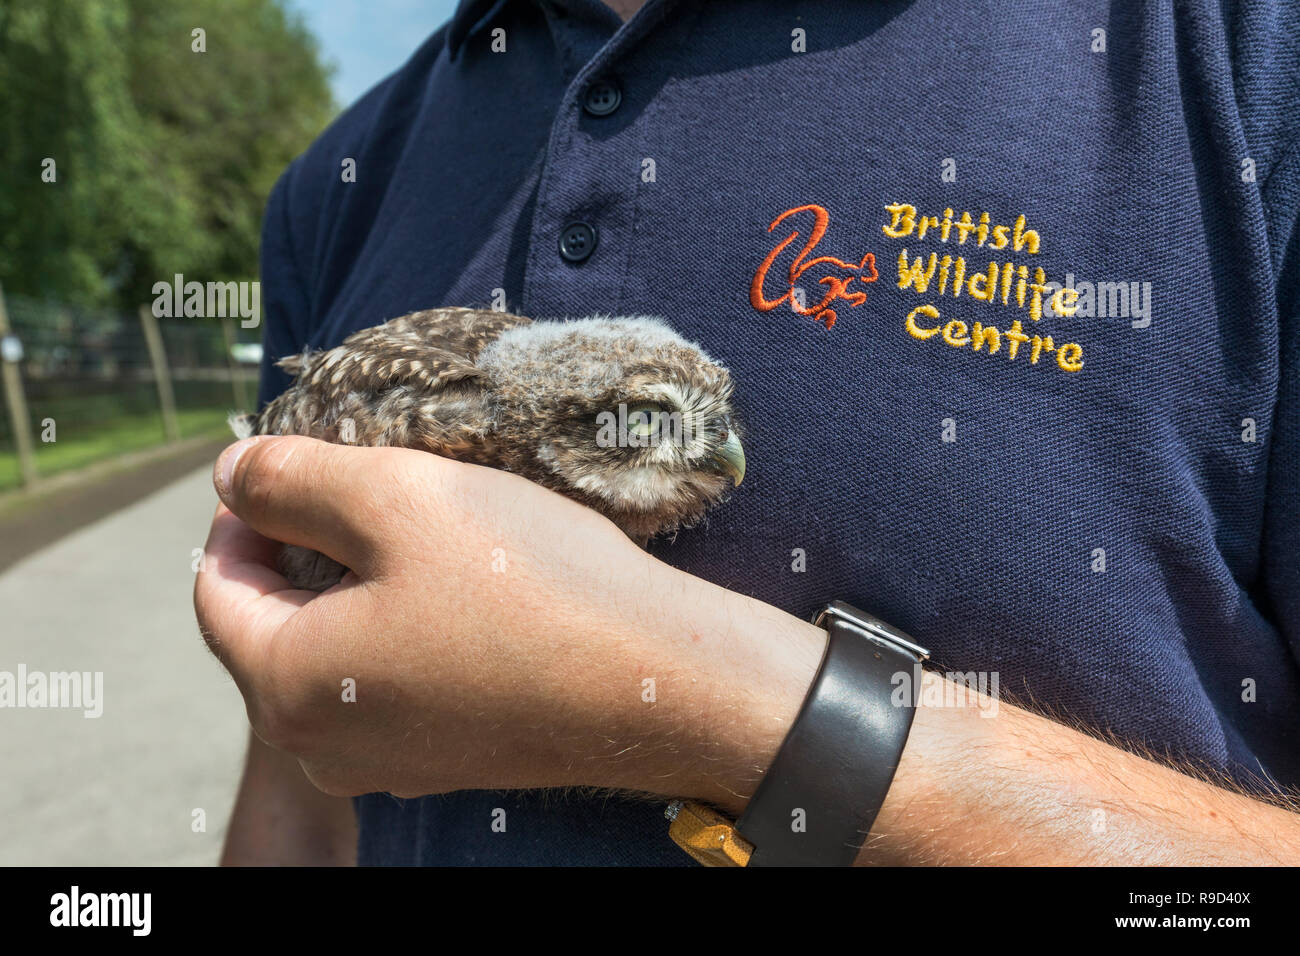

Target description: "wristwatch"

left=666, top=600, right=929, bottom=866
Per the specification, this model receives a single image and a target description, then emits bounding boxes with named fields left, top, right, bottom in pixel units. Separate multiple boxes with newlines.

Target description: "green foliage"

left=0, top=0, right=335, bottom=310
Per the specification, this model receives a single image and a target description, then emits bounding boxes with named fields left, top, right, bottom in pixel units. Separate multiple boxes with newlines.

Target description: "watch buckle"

left=814, top=600, right=930, bottom=662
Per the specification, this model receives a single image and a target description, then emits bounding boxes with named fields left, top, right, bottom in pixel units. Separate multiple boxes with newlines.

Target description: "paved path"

left=0, top=437, right=231, bottom=575
left=0, top=466, right=248, bottom=865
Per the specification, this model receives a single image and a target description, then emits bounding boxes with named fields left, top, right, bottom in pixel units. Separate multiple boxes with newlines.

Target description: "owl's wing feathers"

left=257, top=307, right=531, bottom=451
left=281, top=307, right=529, bottom=390
left=361, top=307, right=531, bottom=359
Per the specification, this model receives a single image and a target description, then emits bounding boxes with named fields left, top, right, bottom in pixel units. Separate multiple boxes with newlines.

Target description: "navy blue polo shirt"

left=256, top=0, right=1300, bottom=865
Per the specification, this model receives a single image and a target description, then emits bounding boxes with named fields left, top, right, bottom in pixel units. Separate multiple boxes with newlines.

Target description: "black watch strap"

left=734, top=600, right=929, bottom=866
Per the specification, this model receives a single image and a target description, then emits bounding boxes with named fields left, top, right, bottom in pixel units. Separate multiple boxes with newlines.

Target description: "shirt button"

left=582, top=79, right=622, bottom=117
left=558, top=222, right=598, bottom=263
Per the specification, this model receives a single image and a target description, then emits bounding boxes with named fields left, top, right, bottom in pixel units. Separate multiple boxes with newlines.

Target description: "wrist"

left=661, top=600, right=934, bottom=865
left=637, top=568, right=826, bottom=816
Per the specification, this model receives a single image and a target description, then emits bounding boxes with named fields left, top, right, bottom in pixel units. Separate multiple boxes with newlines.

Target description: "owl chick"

left=232, top=307, right=746, bottom=591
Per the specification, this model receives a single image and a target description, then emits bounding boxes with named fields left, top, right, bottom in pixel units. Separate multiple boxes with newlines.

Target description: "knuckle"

left=384, top=447, right=436, bottom=495
left=235, top=437, right=302, bottom=522
left=363, top=449, right=445, bottom=539
left=345, top=447, right=396, bottom=518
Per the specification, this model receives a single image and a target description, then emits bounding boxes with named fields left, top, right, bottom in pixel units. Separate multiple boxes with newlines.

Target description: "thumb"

left=213, top=435, right=388, bottom=577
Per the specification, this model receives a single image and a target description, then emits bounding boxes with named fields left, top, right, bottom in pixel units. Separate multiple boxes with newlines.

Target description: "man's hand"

left=197, top=435, right=1300, bottom=865
left=195, top=435, right=822, bottom=806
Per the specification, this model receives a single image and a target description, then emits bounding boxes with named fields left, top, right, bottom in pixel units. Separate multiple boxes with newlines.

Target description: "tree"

left=0, top=0, right=335, bottom=309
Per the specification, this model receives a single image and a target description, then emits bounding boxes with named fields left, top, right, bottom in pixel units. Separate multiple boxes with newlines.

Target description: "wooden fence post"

left=220, top=316, right=253, bottom=411
left=138, top=305, right=180, bottom=443
left=0, top=284, right=39, bottom=488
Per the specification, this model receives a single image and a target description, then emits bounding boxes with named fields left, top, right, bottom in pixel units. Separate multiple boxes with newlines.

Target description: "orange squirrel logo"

left=750, top=204, right=878, bottom=329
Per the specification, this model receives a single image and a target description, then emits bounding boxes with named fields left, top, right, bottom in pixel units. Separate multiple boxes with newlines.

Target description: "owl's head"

left=478, top=317, right=745, bottom=540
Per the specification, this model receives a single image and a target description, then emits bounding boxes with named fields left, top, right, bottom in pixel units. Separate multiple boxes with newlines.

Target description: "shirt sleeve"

left=1233, top=0, right=1300, bottom=657
left=1259, top=140, right=1300, bottom=659
left=256, top=163, right=314, bottom=409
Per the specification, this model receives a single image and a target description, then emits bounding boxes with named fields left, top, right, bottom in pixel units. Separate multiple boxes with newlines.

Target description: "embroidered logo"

left=752, top=200, right=1093, bottom=374
left=750, top=204, right=878, bottom=329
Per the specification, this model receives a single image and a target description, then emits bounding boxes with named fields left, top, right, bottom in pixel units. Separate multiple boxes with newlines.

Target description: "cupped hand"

left=194, top=436, right=816, bottom=805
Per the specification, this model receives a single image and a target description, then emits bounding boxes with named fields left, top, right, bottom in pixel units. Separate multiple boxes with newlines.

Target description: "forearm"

left=641, top=569, right=1300, bottom=865
left=221, top=729, right=358, bottom=866
left=862, top=669, right=1300, bottom=865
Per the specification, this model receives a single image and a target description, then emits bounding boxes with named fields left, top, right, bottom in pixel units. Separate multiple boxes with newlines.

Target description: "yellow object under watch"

left=666, top=801, right=753, bottom=867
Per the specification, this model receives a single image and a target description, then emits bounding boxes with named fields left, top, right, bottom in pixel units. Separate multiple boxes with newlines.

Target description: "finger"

left=201, top=502, right=300, bottom=601
left=194, top=504, right=314, bottom=686
left=213, top=435, right=393, bottom=575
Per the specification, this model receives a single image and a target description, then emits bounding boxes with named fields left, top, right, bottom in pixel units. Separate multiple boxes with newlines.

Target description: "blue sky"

left=286, top=0, right=461, bottom=108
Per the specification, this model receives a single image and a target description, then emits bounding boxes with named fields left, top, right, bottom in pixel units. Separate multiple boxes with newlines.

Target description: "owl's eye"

left=626, top=403, right=664, bottom=438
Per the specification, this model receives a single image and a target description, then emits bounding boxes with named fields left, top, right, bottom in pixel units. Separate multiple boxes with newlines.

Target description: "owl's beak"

left=711, top=430, right=746, bottom=486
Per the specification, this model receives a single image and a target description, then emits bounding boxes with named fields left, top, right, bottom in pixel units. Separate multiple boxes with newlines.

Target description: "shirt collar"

left=447, top=0, right=631, bottom=58
left=447, top=0, right=515, bottom=57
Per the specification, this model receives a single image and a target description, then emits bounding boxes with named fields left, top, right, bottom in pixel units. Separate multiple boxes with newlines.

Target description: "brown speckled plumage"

left=235, top=307, right=745, bottom=590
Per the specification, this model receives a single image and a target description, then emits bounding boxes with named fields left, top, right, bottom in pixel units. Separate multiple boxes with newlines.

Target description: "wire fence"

left=0, top=287, right=258, bottom=493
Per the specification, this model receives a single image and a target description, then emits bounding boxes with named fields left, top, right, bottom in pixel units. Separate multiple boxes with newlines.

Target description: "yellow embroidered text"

left=905, top=304, right=1084, bottom=373
left=895, top=251, right=1079, bottom=321
left=884, top=200, right=1087, bottom=373
left=882, top=204, right=1041, bottom=254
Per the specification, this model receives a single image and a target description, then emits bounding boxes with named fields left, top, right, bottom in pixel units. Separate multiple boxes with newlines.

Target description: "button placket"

left=523, top=0, right=684, bottom=317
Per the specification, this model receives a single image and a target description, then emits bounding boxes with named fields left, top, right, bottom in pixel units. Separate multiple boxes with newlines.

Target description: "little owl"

left=231, top=307, right=746, bottom=591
